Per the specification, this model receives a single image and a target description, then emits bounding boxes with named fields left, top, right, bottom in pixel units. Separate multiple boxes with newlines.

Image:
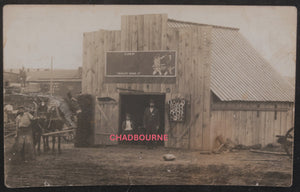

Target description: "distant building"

left=3, top=71, right=22, bottom=94
left=25, top=67, right=82, bottom=97
left=3, top=71, right=20, bottom=85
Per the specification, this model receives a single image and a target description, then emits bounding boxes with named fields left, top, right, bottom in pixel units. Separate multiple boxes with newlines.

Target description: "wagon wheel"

left=284, top=127, right=294, bottom=156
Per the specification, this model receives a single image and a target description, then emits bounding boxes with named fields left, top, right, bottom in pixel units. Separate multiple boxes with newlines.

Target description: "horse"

left=42, top=106, right=65, bottom=153
left=31, top=117, right=47, bottom=155
left=31, top=94, right=79, bottom=154
left=31, top=99, right=65, bottom=154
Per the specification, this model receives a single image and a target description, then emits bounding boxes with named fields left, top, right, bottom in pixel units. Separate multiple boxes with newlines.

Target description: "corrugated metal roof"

left=168, top=19, right=239, bottom=30
left=168, top=19, right=295, bottom=102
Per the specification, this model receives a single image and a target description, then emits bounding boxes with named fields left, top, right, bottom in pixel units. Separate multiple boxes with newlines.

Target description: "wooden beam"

left=116, top=87, right=144, bottom=92
left=4, top=132, right=15, bottom=138
left=211, top=107, right=289, bottom=112
left=249, top=149, right=288, bottom=156
left=42, top=129, right=75, bottom=136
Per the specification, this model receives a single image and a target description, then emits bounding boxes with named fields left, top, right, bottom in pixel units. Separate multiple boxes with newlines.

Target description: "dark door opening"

left=119, top=93, right=166, bottom=145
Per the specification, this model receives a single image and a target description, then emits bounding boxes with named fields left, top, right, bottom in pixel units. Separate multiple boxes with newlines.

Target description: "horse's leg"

left=42, top=136, right=46, bottom=152
left=46, top=136, right=49, bottom=151
left=58, top=136, right=61, bottom=154
left=37, top=134, right=41, bottom=155
left=52, top=136, right=56, bottom=153
left=33, top=137, right=36, bottom=156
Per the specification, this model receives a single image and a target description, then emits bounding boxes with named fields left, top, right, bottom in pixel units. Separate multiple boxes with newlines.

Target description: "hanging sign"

left=168, top=98, right=186, bottom=122
left=105, top=51, right=176, bottom=77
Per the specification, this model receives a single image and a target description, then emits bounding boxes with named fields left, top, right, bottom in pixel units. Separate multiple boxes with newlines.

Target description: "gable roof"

left=26, top=69, right=81, bottom=82
left=168, top=19, right=295, bottom=102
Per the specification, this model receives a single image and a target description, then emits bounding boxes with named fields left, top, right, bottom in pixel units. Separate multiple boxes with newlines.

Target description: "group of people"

left=8, top=97, right=161, bottom=163
left=9, top=92, right=78, bottom=163
left=121, top=99, right=160, bottom=149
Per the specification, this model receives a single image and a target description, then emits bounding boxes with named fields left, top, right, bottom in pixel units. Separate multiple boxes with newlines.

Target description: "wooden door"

left=94, top=99, right=118, bottom=145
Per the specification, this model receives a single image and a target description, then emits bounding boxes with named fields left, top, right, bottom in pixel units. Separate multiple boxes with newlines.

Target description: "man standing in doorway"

left=143, top=99, right=160, bottom=149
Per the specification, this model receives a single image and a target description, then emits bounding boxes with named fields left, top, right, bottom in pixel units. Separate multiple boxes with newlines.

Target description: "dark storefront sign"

left=105, top=51, right=176, bottom=77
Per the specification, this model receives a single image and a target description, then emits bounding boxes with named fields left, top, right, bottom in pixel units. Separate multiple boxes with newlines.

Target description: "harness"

left=47, top=106, right=63, bottom=130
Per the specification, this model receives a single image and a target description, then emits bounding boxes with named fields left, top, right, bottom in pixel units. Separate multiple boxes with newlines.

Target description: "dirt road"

left=4, top=138, right=292, bottom=187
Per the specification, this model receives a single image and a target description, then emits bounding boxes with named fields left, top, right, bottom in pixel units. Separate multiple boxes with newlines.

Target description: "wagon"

left=276, top=127, right=294, bottom=156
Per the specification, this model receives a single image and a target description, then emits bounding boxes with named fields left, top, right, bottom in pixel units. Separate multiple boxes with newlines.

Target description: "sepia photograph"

left=3, top=5, right=296, bottom=187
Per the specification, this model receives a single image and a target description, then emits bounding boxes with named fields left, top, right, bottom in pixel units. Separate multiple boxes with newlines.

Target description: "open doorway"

left=119, top=93, right=166, bottom=145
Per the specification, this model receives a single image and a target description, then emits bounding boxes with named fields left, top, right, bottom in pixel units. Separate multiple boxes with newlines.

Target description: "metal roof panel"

left=168, top=19, right=295, bottom=102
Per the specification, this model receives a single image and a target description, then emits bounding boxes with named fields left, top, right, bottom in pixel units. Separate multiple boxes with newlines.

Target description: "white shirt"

left=124, top=120, right=133, bottom=131
left=150, top=107, right=154, bottom=113
left=16, top=112, right=33, bottom=128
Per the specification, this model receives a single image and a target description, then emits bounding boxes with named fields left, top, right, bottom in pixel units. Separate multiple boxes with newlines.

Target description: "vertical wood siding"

left=210, top=101, right=294, bottom=147
left=82, top=14, right=213, bottom=150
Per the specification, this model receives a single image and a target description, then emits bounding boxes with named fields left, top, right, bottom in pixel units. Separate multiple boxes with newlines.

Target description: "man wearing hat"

left=143, top=99, right=160, bottom=149
left=13, top=106, right=35, bottom=161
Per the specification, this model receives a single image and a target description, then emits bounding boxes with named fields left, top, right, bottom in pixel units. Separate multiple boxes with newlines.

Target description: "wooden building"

left=82, top=14, right=294, bottom=151
left=3, top=71, right=20, bottom=85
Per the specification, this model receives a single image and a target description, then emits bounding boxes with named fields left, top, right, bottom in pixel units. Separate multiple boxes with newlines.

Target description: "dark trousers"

left=13, top=126, right=35, bottom=162
left=145, top=127, right=157, bottom=148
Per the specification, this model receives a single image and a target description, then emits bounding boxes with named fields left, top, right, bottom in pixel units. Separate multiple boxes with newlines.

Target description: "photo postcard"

left=3, top=5, right=296, bottom=187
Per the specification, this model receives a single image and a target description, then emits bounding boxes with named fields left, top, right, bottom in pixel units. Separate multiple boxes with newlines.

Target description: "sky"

left=3, top=5, right=297, bottom=77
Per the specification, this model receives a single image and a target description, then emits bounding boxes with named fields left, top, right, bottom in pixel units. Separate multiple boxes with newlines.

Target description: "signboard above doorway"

left=105, top=51, right=176, bottom=77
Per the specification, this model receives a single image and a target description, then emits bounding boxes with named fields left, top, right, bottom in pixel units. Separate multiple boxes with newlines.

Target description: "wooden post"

left=50, top=56, right=53, bottom=96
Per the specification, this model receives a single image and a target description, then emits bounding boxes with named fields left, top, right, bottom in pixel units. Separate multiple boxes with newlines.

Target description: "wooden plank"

left=4, top=132, right=15, bottom=138
left=190, top=27, right=199, bottom=149
left=130, top=16, right=139, bottom=92
left=245, top=109, right=253, bottom=146
left=239, top=110, right=247, bottom=145
left=160, top=14, right=168, bottom=93
left=97, top=30, right=105, bottom=96
left=178, top=29, right=189, bottom=148
left=201, top=26, right=212, bottom=151
left=266, top=109, right=274, bottom=145
left=121, top=15, right=128, bottom=51
left=252, top=110, right=259, bottom=145
left=280, top=111, right=288, bottom=135
left=137, top=15, right=144, bottom=51
left=84, top=32, right=92, bottom=94
left=260, top=103, right=267, bottom=146
left=211, top=107, right=289, bottom=112
left=273, top=109, right=281, bottom=143
left=94, top=31, right=105, bottom=142
left=233, top=110, right=239, bottom=144
left=165, top=28, right=177, bottom=146
left=194, top=27, right=204, bottom=149
left=89, top=32, right=97, bottom=95
left=250, top=149, right=288, bottom=156
left=172, top=28, right=186, bottom=148
left=210, top=111, right=217, bottom=149
left=227, top=110, right=234, bottom=142
left=42, top=129, right=75, bottom=136
left=143, top=14, right=150, bottom=51
left=82, top=33, right=88, bottom=93
left=230, top=109, right=236, bottom=144
left=286, top=108, right=294, bottom=132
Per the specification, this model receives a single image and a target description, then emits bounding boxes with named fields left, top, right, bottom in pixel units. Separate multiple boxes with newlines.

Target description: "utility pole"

left=50, top=56, right=53, bottom=96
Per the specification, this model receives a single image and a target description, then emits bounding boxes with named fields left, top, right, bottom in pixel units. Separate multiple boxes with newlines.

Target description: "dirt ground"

left=4, top=137, right=293, bottom=188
